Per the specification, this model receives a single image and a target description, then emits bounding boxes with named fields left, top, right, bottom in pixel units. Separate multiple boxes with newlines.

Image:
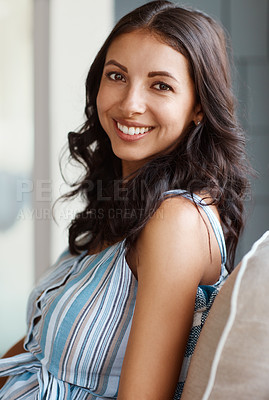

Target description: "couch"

left=181, top=230, right=269, bottom=400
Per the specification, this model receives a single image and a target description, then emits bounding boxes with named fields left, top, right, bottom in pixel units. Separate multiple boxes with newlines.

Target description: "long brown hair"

left=63, top=1, right=250, bottom=272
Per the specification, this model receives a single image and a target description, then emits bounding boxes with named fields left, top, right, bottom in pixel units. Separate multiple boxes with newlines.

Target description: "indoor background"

left=0, top=0, right=268, bottom=355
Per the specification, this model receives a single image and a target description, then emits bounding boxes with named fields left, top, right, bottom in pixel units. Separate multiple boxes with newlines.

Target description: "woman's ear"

left=193, top=104, right=204, bottom=126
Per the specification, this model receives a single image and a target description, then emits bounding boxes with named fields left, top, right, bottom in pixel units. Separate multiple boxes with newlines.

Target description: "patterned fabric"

left=0, top=190, right=227, bottom=400
left=173, top=285, right=225, bottom=399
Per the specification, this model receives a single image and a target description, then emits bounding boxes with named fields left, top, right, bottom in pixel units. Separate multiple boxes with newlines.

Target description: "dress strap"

left=162, top=190, right=227, bottom=270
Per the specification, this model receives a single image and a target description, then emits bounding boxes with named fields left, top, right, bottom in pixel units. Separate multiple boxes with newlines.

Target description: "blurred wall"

left=0, top=0, right=34, bottom=356
left=115, top=0, right=269, bottom=263
left=49, top=0, right=114, bottom=264
left=0, top=0, right=114, bottom=357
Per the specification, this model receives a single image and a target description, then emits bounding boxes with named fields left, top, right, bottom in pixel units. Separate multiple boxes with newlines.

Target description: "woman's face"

left=97, top=30, right=202, bottom=177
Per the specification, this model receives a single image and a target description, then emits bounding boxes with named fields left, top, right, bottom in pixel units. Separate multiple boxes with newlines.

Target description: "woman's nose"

left=119, top=85, right=147, bottom=116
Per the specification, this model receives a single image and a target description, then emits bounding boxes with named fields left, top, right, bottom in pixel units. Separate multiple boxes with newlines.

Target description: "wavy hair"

left=63, top=0, right=250, bottom=272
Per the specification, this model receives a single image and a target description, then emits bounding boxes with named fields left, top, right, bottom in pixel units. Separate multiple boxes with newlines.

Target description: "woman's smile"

left=116, top=121, right=153, bottom=136
left=96, top=29, right=203, bottom=176
left=114, top=119, right=154, bottom=142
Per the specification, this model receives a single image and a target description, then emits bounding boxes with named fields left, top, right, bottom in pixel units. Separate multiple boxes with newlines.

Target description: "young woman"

left=0, top=1, right=249, bottom=399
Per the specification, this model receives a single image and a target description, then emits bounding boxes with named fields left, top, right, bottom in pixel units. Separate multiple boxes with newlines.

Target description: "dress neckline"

left=80, top=239, right=138, bottom=281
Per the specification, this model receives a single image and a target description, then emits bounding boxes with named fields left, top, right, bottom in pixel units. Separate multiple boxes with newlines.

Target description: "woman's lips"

left=113, top=119, right=154, bottom=142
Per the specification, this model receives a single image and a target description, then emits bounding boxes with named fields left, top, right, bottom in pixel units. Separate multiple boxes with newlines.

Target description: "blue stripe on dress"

left=39, top=249, right=116, bottom=365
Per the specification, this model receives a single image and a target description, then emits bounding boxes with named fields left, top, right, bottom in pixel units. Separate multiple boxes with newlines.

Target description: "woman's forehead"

left=105, top=30, right=191, bottom=78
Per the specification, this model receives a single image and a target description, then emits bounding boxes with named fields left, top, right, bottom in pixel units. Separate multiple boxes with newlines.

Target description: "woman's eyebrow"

left=104, top=59, right=128, bottom=72
left=104, top=62, right=179, bottom=84
left=148, top=71, right=178, bottom=83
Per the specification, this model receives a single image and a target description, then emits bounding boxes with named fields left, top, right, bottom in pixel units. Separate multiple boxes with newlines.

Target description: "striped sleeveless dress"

left=0, top=190, right=227, bottom=399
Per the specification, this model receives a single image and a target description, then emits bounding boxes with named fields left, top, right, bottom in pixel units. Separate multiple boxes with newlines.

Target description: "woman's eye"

left=106, top=72, right=126, bottom=82
left=153, top=82, right=173, bottom=91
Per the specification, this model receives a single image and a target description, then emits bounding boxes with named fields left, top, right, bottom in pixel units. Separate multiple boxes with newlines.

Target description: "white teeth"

left=123, top=125, right=129, bottom=134
left=117, top=122, right=151, bottom=135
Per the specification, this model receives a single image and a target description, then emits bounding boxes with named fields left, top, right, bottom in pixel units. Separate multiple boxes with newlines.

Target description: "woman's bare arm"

left=0, top=337, right=26, bottom=389
left=118, top=197, right=221, bottom=400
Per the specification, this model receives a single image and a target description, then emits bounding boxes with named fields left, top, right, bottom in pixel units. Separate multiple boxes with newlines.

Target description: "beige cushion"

left=181, top=230, right=269, bottom=400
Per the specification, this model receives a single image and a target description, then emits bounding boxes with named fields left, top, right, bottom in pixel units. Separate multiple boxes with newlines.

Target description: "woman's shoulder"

left=143, top=191, right=219, bottom=242
left=133, top=193, right=222, bottom=285
left=146, top=194, right=208, bottom=239
left=161, top=189, right=221, bottom=223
